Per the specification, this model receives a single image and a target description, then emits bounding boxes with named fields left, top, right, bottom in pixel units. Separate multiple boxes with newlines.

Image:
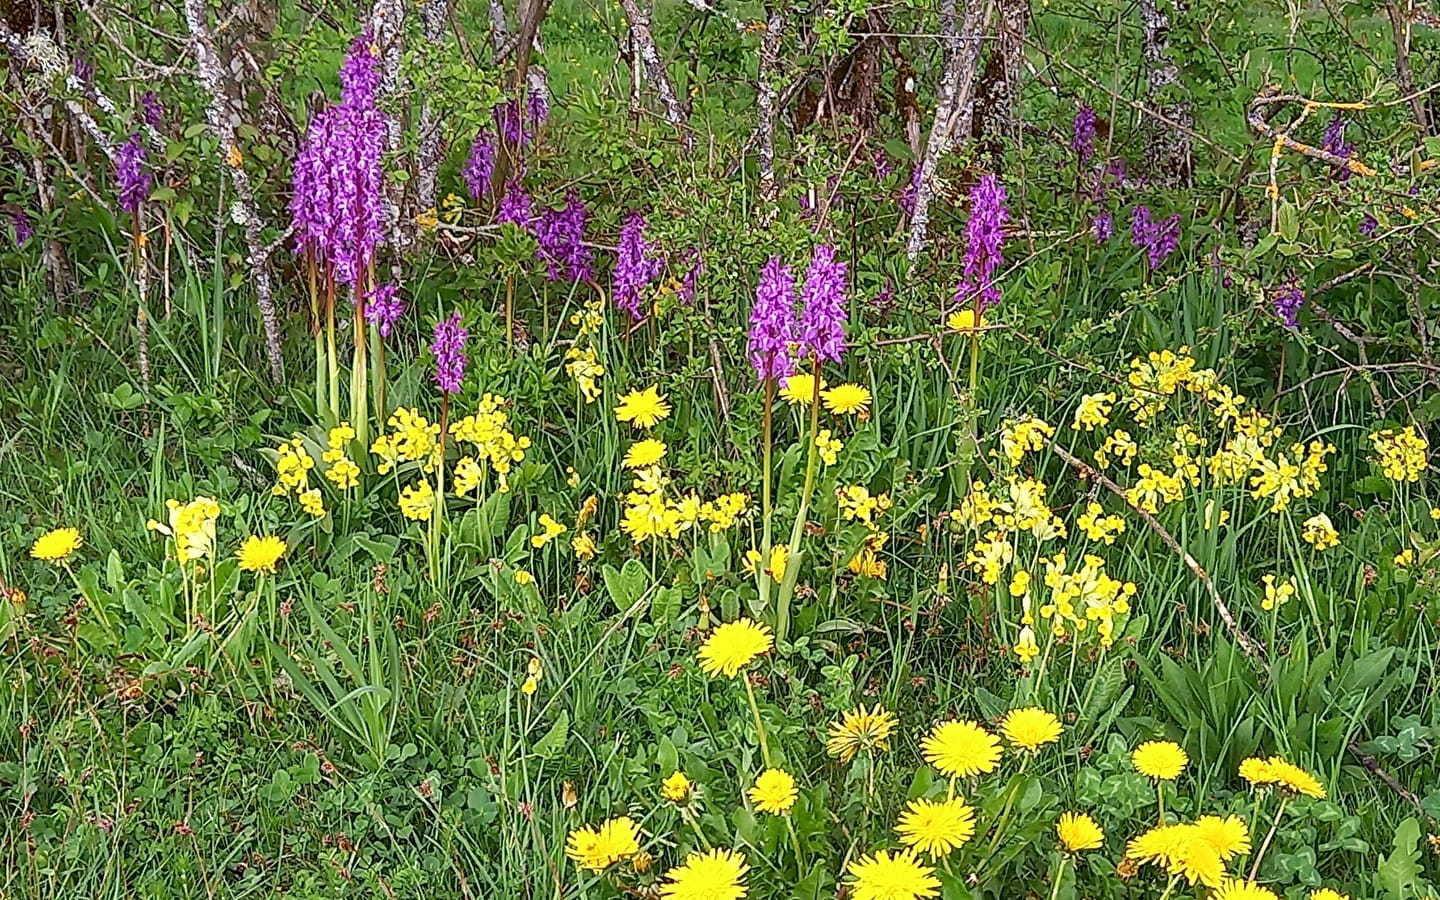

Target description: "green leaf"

left=183, top=122, right=209, bottom=140
left=1372, top=817, right=1424, bottom=900
left=651, top=585, right=682, bottom=626
left=1276, top=201, right=1299, bottom=243
left=532, top=711, right=570, bottom=760
left=602, top=558, right=649, bottom=613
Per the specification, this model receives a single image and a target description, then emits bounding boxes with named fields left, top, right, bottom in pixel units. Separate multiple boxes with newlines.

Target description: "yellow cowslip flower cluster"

left=565, top=297, right=606, bottom=402
left=1095, top=429, right=1138, bottom=469
left=1037, top=550, right=1135, bottom=645
left=322, top=423, right=360, bottom=490
left=271, top=435, right=327, bottom=517
left=1249, top=441, right=1333, bottom=513
left=1301, top=513, right=1340, bottom=550
left=837, top=485, right=892, bottom=579
left=398, top=480, right=434, bottom=521
left=992, top=477, right=1067, bottom=541
left=1077, top=502, right=1125, bottom=544
left=1370, top=425, right=1428, bottom=482
left=565, top=347, right=604, bottom=403
left=450, top=394, right=532, bottom=494
left=1261, top=574, right=1295, bottom=611
left=1073, top=392, right=1115, bottom=431
left=1208, top=433, right=1267, bottom=483
left=1124, top=463, right=1185, bottom=514
left=999, top=416, right=1054, bottom=467
left=837, top=484, right=892, bottom=528
left=619, top=462, right=748, bottom=546
left=815, top=429, right=842, bottom=466
left=272, top=436, right=315, bottom=495
left=147, top=496, right=220, bottom=564
left=1125, top=348, right=1198, bottom=422
left=371, top=407, right=441, bottom=475
left=966, top=530, right=1014, bottom=585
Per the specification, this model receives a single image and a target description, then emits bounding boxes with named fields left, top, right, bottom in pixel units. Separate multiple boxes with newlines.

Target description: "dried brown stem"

left=1044, top=437, right=1268, bottom=663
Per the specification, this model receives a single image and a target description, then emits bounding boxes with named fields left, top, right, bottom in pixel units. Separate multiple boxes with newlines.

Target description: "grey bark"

left=414, top=0, right=449, bottom=218
left=616, top=0, right=687, bottom=125
left=181, top=0, right=285, bottom=384
left=1138, top=0, right=1192, bottom=182
left=904, top=0, right=991, bottom=261
left=756, top=8, right=782, bottom=206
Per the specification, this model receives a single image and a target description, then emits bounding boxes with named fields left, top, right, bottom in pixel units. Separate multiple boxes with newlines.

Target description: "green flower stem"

left=1248, top=795, right=1289, bottom=881
left=775, top=360, right=823, bottom=641
left=742, top=673, right=772, bottom=768
left=325, top=276, right=339, bottom=428
left=62, top=562, right=117, bottom=647
left=350, top=283, right=370, bottom=454
left=784, top=815, right=804, bottom=867
left=678, top=804, right=713, bottom=851
left=1157, top=874, right=1180, bottom=900
left=309, top=258, right=325, bottom=419
left=758, top=378, right=776, bottom=609
left=1047, top=856, right=1069, bottom=900
left=1156, top=779, right=1166, bottom=825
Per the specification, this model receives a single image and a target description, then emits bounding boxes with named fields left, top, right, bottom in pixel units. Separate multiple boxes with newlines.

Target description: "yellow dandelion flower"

left=661, top=771, right=692, bottom=804
left=1310, top=889, right=1349, bottom=900
left=658, top=848, right=748, bottom=900
left=748, top=768, right=797, bottom=814
left=565, top=816, right=641, bottom=872
left=822, top=383, right=872, bottom=415
left=624, top=438, right=668, bottom=469
left=1193, top=814, right=1250, bottom=861
left=572, top=532, right=597, bottom=560
left=615, top=385, right=671, bottom=429
left=1132, top=740, right=1187, bottom=780
left=697, top=618, right=773, bottom=678
left=1260, top=756, right=1325, bottom=798
left=30, top=527, right=82, bottom=563
left=780, top=372, right=826, bottom=405
left=845, top=849, right=940, bottom=900
left=826, top=704, right=899, bottom=763
left=895, top=797, right=976, bottom=858
left=1212, top=879, right=1281, bottom=900
left=236, top=535, right=286, bottom=574
left=920, top=720, right=1002, bottom=778
left=1000, top=707, right=1063, bottom=752
left=1056, top=811, right=1104, bottom=852
left=947, top=309, right=983, bottom=333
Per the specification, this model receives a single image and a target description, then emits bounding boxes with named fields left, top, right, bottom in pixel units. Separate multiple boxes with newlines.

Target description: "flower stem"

left=1156, top=780, right=1165, bottom=825
left=758, top=378, right=775, bottom=609
left=1248, top=796, right=1288, bottom=881
left=742, top=674, right=772, bottom=768
left=1047, top=856, right=1069, bottom=900
left=775, top=359, right=823, bottom=640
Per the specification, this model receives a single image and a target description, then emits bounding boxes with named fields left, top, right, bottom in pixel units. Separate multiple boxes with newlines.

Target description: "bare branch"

left=181, top=0, right=284, bottom=383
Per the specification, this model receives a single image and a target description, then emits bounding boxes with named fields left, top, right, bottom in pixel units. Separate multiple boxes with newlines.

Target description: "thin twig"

left=1044, top=436, right=1268, bottom=663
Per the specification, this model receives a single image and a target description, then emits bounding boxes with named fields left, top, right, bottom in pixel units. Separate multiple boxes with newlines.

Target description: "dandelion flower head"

left=697, top=618, right=773, bottom=678
left=31, top=527, right=82, bottom=563
left=1132, top=740, right=1187, bottom=780
left=895, top=796, right=976, bottom=858
left=659, top=848, right=748, bottom=900
left=1000, top=707, right=1062, bottom=752
left=920, top=720, right=1002, bottom=778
